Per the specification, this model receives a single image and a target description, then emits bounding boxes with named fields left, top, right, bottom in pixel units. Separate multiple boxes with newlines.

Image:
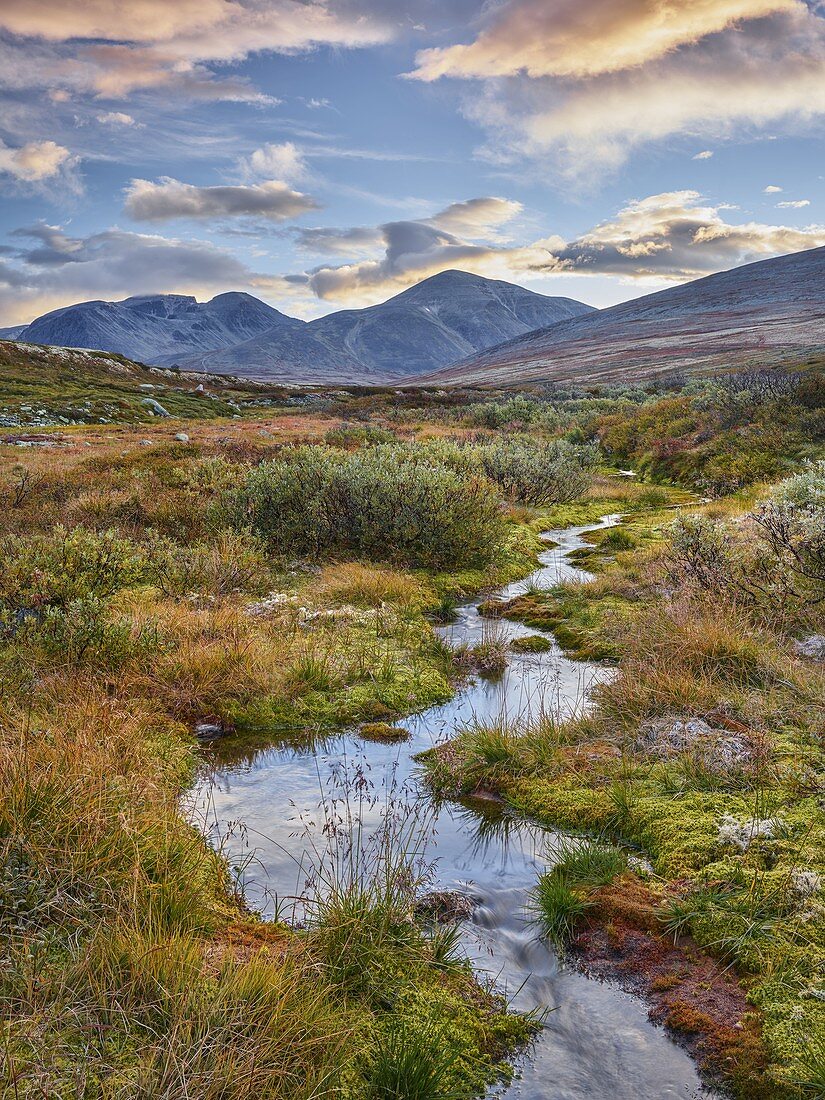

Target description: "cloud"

left=410, top=2, right=825, bottom=176
left=242, top=142, right=307, bottom=183
left=0, top=1, right=393, bottom=101
left=288, top=190, right=825, bottom=305
left=0, top=139, right=73, bottom=182
left=298, top=197, right=524, bottom=301
left=96, top=111, right=136, bottom=126
left=410, top=0, right=797, bottom=81
left=297, top=226, right=385, bottom=256
left=692, top=150, right=714, bottom=159
left=764, top=184, right=784, bottom=192
left=527, top=190, right=825, bottom=280
left=123, top=176, right=320, bottom=222
left=429, top=196, right=523, bottom=237
left=0, top=220, right=303, bottom=324
left=776, top=198, right=810, bottom=207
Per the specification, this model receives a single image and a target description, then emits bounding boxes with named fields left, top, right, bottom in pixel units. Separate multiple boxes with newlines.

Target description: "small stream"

left=192, top=516, right=719, bottom=1100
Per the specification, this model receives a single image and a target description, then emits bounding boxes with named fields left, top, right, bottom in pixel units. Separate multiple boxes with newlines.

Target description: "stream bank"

left=193, top=515, right=720, bottom=1100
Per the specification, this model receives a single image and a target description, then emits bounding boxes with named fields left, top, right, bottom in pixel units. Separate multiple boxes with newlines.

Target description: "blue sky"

left=0, top=0, right=823, bottom=325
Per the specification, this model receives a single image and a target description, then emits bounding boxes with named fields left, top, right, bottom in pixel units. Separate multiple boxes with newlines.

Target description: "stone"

left=194, top=721, right=226, bottom=741
left=636, top=716, right=752, bottom=771
left=174, top=432, right=189, bottom=443
left=140, top=397, right=171, bottom=418
left=794, top=635, right=825, bottom=661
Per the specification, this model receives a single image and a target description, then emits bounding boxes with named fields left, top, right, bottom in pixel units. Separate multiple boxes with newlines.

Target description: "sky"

left=0, top=0, right=823, bottom=326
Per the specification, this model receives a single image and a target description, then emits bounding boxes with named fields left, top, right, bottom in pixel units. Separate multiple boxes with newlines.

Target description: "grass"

left=529, top=873, right=593, bottom=949
left=2, top=373, right=821, bottom=1098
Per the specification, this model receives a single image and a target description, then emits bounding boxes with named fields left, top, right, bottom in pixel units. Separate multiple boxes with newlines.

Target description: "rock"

left=414, top=890, right=474, bottom=923
left=794, top=635, right=825, bottom=661
left=139, top=439, right=153, bottom=446
left=636, top=716, right=752, bottom=770
left=790, top=870, right=821, bottom=900
left=717, top=815, right=779, bottom=850
left=174, top=432, right=189, bottom=443
left=194, top=721, right=227, bottom=741
left=140, top=397, right=171, bottom=418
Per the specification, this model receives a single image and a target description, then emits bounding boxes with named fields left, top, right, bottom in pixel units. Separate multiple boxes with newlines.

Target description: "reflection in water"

left=191, top=517, right=718, bottom=1100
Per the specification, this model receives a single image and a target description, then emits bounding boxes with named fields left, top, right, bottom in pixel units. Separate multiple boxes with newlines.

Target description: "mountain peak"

left=415, top=246, right=825, bottom=386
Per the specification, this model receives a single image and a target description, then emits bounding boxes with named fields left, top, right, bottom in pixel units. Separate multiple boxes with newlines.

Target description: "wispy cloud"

left=408, top=1, right=825, bottom=177
left=410, top=0, right=796, bottom=81
left=0, top=1, right=393, bottom=101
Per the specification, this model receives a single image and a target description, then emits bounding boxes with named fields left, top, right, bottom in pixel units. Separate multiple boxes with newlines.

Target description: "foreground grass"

left=0, top=426, right=559, bottom=1098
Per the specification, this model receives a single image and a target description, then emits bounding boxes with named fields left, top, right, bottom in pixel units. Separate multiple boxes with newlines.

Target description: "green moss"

left=359, top=722, right=411, bottom=742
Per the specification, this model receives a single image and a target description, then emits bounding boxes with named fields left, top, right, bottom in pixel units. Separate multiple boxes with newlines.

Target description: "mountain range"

left=5, top=247, right=823, bottom=387
left=5, top=273, right=594, bottom=383
left=416, top=246, right=825, bottom=387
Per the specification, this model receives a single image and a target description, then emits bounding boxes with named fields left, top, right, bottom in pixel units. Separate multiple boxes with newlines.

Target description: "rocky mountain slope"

left=16, top=292, right=297, bottom=369
left=413, top=247, right=825, bottom=386
left=8, top=272, right=594, bottom=383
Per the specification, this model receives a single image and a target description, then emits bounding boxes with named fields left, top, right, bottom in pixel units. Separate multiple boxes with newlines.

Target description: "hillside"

left=8, top=272, right=594, bottom=383
left=413, top=247, right=825, bottom=386
left=0, top=340, right=293, bottom=429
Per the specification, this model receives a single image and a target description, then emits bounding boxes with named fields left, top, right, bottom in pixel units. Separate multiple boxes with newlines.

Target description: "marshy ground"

left=0, top=356, right=822, bottom=1098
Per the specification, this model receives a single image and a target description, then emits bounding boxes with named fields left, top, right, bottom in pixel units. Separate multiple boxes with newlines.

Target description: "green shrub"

left=239, top=445, right=505, bottom=570
left=476, top=438, right=595, bottom=505
left=0, top=527, right=147, bottom=616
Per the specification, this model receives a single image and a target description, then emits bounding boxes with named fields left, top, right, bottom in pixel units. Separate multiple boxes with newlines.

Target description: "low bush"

left=239, top=445, right=505, bottom=570
left=476, top=438, right=595, bottom=505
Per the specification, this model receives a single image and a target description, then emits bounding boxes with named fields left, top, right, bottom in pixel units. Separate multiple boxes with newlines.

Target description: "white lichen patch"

left=717, top=815, right=779, bottom=851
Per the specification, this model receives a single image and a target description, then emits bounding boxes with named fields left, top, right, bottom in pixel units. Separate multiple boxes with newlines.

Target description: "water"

left=192, top=516, right=718, bottom=1100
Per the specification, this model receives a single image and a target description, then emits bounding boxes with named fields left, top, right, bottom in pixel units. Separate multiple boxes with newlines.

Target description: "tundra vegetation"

left=0, top=344, right=823, bottom=1099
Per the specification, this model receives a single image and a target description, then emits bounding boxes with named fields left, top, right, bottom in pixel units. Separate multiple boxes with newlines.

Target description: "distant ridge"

left=19, top=292, right=298, bottom=370
left=411, top=247, right=825, bottom=386
left=8, top=272, right=595, bottom=384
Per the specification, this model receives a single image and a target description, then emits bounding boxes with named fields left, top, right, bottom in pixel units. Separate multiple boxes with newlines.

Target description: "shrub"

left=0, top=526, right=147, bottom=616
left=148, top=530, right=272, bottom=597
left=476, top=438, right=595, bottom=505
left=239, top=445, right=505, bottom=570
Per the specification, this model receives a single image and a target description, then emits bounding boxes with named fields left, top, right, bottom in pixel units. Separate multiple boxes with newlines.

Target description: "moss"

left=509, top=779, right=616, bottom=832
left=359, top=722, right=411, bottom=742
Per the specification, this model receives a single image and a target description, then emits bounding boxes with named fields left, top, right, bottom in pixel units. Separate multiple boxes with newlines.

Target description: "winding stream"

left=192, top=516, right=719, bottom=1100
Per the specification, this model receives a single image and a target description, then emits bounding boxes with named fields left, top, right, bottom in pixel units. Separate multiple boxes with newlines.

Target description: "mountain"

left=10, top=273, right=595, bottom=383
left=17, top=292, right=300, bottom=368
left=412, top=247, right=825, bottom=387
left=0, top=325, right=27, bottom=340
left=196, top=270, right=594, bottom=382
